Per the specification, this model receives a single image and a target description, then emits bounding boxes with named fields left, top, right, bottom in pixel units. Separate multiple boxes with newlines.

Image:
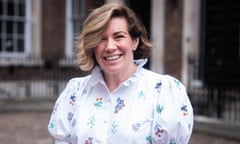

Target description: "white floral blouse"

left=48, top=59, right=193, bottom=144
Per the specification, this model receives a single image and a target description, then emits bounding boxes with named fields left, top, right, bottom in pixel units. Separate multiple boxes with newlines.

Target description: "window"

left=65, top=0, right=87, bottom=58
left=0, top=0, right=31, bottom=57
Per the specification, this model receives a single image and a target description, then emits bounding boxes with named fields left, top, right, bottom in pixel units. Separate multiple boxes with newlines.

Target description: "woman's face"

left=94, top=17, right=139, bottom=75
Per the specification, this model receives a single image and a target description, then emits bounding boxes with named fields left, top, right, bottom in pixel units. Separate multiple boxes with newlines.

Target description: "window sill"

left=0, top=57, right=44, bottom=67
left=58, top=58, right=77, bottom=67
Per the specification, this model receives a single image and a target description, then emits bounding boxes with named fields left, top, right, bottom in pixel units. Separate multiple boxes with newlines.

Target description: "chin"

left=101, top=66, right=122, bottom=75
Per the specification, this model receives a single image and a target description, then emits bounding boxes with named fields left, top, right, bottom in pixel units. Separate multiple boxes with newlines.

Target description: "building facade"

left=0, top=0, right=240, bottom=122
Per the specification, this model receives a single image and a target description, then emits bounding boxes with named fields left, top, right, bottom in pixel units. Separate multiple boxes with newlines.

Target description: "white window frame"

left=65, top=0, right=86, bottom=58
left=0, top=0, right=31, bottom=58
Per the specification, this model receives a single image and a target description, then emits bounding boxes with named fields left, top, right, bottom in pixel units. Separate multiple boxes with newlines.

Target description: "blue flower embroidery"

left=114, top=97, right=125, bottom=113
left=69, top=95, right=76, bottom=105
left=72, top=118, right=76, bottom=127
left=132, top=123, right=141, bottom=131
left=155, top=82, right=162, bottom=93
left=154, top=123, right=165, bottom=138
left=67, top=112, right=73, bottom=121
left=181, top=104, right=189, bottom=116
left=181, top=104, right=188, bottom=112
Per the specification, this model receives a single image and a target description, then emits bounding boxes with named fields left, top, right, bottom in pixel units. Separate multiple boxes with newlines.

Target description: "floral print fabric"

left=48, top=59, right=193, bottom=144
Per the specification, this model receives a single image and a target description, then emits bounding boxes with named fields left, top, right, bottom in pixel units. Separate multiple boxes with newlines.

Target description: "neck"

left=104, top=64, right=137, bottom=92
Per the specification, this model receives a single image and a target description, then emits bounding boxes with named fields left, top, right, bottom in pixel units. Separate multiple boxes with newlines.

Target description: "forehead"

left=105, top=17, right=128, bottom=32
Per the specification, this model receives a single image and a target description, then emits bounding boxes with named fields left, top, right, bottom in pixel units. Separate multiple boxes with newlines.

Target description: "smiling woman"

left=76, top=3, right=152, bottom=73
left=93, top=17, right=140, bottom=88
left=48, top=3, right=193, bottom=144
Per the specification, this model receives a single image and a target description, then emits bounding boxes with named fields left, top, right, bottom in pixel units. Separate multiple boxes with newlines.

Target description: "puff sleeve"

left=151, top=75, right=193, bottom=144
left=48, top=78, right=81, bottom=144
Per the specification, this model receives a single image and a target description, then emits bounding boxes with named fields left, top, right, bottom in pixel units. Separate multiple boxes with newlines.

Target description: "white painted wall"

left=150, top=0, right=165, bottom=74
left=182, top=0, right=201, bottom=86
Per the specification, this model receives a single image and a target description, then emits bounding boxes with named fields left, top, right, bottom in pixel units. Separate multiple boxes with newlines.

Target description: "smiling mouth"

left=103, top=55, right=121, bottom=61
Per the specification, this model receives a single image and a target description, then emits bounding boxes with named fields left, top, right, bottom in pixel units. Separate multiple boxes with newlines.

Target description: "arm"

left=48, top=79, right=78, bottom=144
left=151, top=75, right=194, bottom=144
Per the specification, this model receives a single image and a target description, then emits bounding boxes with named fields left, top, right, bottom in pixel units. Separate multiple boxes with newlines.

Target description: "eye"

left=115, top=35, right=125, bottom=40
left=101, top=36, right=107, bottom=41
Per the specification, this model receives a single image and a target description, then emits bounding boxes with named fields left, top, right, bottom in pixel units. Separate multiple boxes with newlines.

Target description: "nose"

left=105, top=39, right=116, bottom=52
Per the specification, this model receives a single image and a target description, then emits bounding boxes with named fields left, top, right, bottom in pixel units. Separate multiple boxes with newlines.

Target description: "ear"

left=132, top=37, right=139, bottom=51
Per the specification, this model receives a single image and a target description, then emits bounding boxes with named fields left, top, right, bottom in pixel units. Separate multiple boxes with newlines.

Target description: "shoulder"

left=68, top=75, right=91, bottom=85
left=140, top=68, right=186, bottom=93
left=65, top=75, right=91, bottom=89
left=140, top=68, right=162, bottom=82
left=56, top=75, right=91, bottom=102
left=140, top=69, right=179, bottom=84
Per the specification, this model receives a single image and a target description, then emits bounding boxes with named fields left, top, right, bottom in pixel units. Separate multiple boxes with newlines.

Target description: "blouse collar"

left=86, top=59, right=148, bottom=89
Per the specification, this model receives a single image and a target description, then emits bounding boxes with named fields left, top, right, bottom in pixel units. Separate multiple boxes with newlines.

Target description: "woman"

left=48, top=3, right=193, bottom=144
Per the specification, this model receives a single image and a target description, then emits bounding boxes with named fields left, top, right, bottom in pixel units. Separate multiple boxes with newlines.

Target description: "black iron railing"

left=189, top=86, right=240, bottom=122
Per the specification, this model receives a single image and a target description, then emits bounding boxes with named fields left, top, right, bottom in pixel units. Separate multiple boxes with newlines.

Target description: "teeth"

left=105, top=55, right=120, bottom=61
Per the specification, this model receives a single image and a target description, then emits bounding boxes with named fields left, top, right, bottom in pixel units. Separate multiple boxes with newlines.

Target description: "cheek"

left=94, top=45, right=103, bottom=59
left=120, top=39, right=135, bottom=50
left=121, top=43, right=134, bottom=52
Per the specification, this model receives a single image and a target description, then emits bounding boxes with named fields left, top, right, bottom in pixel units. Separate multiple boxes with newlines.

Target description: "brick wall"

left=164, top=0, right=183, bottom=80
left=41, top=0, right=66, bottom=60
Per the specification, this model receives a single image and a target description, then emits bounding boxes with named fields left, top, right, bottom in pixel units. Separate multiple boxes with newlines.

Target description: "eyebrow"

left=113, top=31, right=129, bottom=35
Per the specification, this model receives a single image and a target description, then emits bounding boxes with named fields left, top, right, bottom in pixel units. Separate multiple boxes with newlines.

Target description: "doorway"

left=200, top=0, right=240, bottom=87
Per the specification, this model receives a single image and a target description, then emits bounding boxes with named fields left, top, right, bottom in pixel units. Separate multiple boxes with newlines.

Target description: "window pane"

left=73, top=20, right=82, bottom=36
left=18, top=22, right=24, bottom=34
left=0, top=38, right=2, bottom=51
left=0, top=1, right=2, bottom=15
left=0, top=20, right=2, bottom=33
left=5, top=38, right=13, bottom=52
left=19, top=2, right=25, bottom=16
left=7, top=1, right=14, bottom=16
left=7, top=20, right=13, bottom=34
left=0, top=0, right=28, bottom=54
left=18, top=38, right=24, bottom=52
left=13, top=38, right=17, bottom=52
left=72, top=0, right=80, bottom=15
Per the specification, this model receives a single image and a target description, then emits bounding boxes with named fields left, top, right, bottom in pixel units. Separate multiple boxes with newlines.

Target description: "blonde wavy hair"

left=76, top=3, right=153, bottom=72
